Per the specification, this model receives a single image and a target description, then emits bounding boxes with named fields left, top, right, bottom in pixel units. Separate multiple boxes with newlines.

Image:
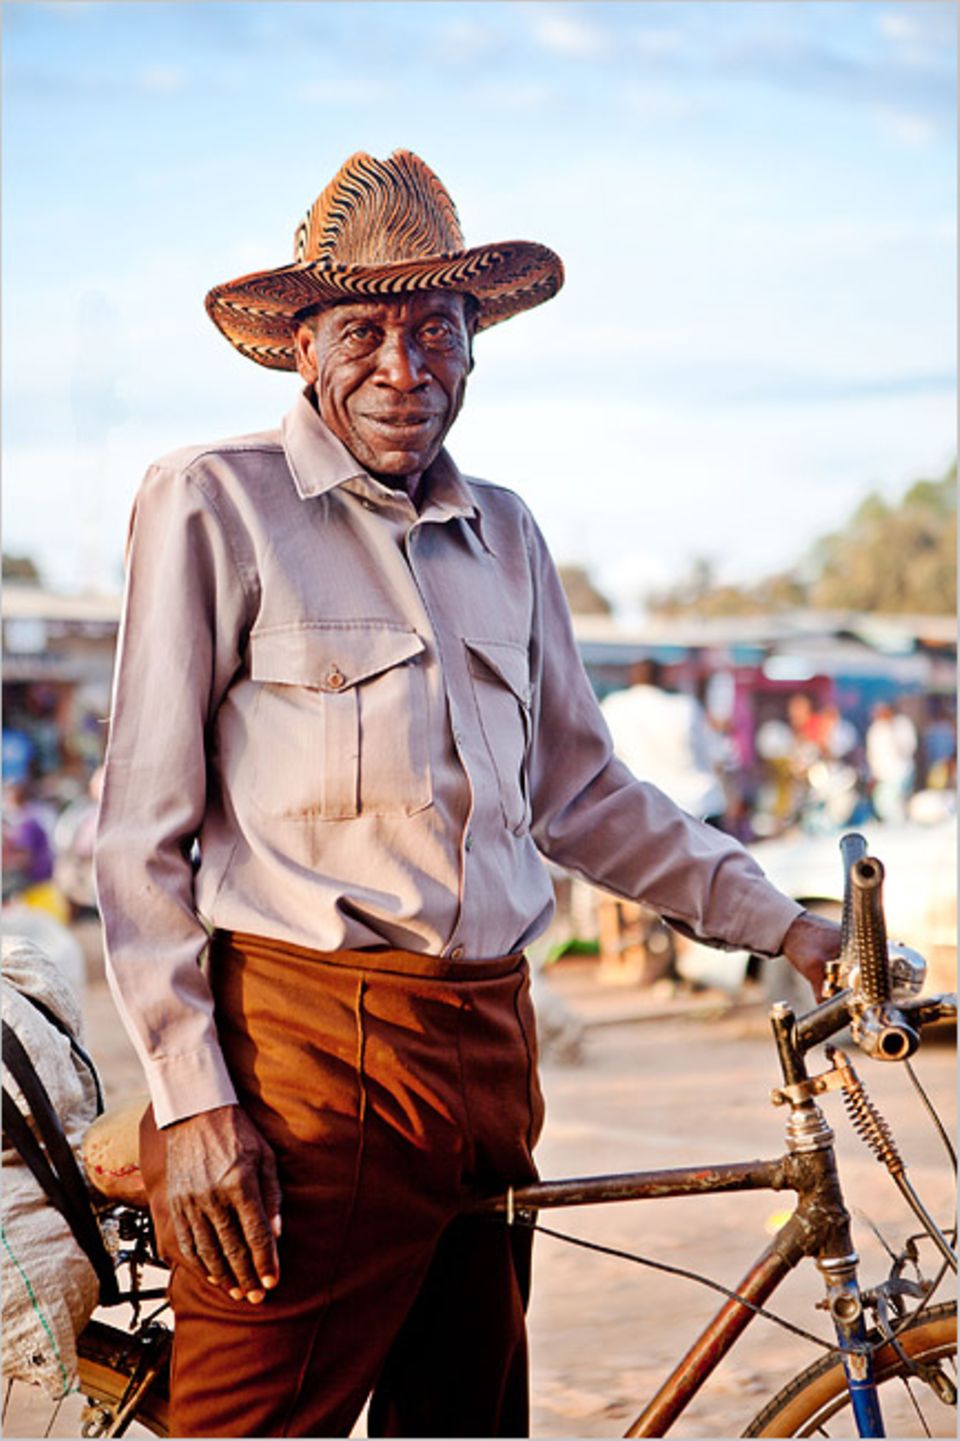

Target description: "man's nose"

left=374, top=334, right=429, bottom=390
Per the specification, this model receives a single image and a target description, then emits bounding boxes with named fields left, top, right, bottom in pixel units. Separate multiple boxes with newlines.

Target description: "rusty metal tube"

left=471, top=1158, right=792, bottom=1215
left=623, top=1215, right=811, bottom=1437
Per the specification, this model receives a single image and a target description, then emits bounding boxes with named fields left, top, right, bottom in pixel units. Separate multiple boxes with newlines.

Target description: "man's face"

left=294, top=292, right=473, bottom=487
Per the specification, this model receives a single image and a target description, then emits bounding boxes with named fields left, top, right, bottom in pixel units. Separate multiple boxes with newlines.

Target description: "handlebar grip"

left=838, top=832, right=869, bottom=956
left=850, top=856, right=891, bottom=1005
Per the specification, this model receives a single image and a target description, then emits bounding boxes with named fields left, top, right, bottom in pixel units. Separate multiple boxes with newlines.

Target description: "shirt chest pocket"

left=248, top=624, right=432, bottom=820
left=464, top=638, right=532, bottom=834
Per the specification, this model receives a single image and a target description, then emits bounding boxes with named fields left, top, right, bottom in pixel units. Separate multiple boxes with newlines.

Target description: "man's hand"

left=781, top=910, right=842, bottom=1000
left=163, top=1103, right=282, bottom=1304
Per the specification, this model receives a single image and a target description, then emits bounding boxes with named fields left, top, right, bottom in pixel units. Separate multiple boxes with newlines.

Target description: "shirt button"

left=464, top=832, right=474, bottom=852
left=450, top=945, right=465, bottom=961
left=327, top=668, right=345, bottom=689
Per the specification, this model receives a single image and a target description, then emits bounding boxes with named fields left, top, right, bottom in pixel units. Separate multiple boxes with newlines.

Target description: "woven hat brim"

left=205, top=241, right=564, bottom=370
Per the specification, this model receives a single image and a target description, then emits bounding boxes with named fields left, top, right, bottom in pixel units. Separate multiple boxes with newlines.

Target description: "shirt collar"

left=281, top=389, right=495, bottom=554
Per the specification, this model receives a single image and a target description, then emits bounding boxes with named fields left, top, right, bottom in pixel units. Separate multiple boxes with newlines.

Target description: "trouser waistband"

left=214, top=929, right=525, bottom=982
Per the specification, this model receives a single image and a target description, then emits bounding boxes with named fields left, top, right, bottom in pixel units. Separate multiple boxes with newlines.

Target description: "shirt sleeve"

left=522, top=514, right=802, bottom=956
left=95, top=463, right=253, bottom=1127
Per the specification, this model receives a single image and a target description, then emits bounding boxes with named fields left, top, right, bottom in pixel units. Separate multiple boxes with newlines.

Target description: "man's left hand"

left=780, top=910, right=842, bottom=1000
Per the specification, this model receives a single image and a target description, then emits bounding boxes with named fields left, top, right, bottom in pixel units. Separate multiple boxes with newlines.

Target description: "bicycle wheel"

left=77, top=1319, right=170, bottom=1437
left=743, top=1302, right=956, bottom=1437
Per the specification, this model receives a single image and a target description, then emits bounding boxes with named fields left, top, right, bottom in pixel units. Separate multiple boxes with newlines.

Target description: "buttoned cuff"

left=146, top=1045, right=239, bottom=1129
left=726, top=889, right=805, bottom=959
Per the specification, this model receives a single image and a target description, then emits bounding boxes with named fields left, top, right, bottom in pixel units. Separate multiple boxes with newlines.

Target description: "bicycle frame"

left=480, top=1147, right=867, bottom=1436
left=473, top=987, right=958, bottom=1438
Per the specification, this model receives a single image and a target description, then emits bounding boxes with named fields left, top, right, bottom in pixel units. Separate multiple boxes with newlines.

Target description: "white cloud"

left=36, top=2, right=101, bottom=16
left=877, top=11, right=922, bottom=42
left=435, top=17, right=501, bottom=65
left=297, top=77, right=388, bottom=105
left=876, top=7, right=950, bottom=71
left=466, top=80, right=555, bottom=113
left=530, top=6, right=609, bottom=59
left=875, top=105, right=941, bottom=147
left=140, top=67, right=185, bottom=95
left=633, top=27, right=684, bottom=59
left=619, top=86, right=707, bottom=125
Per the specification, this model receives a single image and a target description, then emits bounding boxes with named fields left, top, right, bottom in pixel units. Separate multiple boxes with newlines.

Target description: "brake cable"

left=905, top=1057, right=957, bottom=1173
left=511, top=1214, right=846, bottom=1354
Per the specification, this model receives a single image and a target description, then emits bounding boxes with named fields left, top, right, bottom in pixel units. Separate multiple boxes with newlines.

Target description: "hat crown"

left=294, top=150, right=465, bottom=269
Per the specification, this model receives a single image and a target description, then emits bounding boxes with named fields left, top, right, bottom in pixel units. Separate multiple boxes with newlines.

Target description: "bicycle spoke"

left=899, top=1374, right=933, bottom=1439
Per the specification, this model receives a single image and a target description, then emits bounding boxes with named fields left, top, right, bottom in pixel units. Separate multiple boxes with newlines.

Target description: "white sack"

left=2, top=934, right=100, bottom=1398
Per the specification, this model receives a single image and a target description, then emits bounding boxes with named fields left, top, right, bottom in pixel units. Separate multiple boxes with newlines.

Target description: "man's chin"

left=359, top=442, right=441, bottom=484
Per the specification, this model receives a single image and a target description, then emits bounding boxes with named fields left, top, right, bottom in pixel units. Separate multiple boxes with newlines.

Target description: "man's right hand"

left=163, top=1103, right=282, bottom=1304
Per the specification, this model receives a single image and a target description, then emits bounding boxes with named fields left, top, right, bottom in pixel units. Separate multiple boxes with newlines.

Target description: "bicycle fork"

left=818, top=1254, right=884, bottom=1436
left=772, top=1004, right=885, bottom=1438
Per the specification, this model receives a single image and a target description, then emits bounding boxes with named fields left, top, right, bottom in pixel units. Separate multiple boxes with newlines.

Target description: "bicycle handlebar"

left=792, top=831, right=953, bottom=1061
left=848, top=856, right=891, bottom=1006
left=795, top=989, right=956, bottom=1054
left=834, top=834, right=923, bottom=1059
left=838, top=831, right=868, bottom=959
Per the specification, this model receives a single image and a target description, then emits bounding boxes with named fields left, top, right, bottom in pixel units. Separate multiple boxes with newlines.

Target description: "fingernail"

left=271, top=1215, right=282, bottom=1238
left=260, top=1274, right=278, bottom=1290
left=229, top=1288, right=243, bottom=1301
left=246, top=1289, right=265, bottom=1304
left=205, top=1276, right=218, bottom=1286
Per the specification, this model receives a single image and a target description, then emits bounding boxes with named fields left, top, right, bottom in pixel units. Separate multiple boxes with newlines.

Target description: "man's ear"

left=293, top=322, right=319, bottom=384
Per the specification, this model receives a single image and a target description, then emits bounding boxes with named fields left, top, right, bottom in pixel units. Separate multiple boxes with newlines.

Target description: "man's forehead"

left=324, top=292, right=468, bottom=324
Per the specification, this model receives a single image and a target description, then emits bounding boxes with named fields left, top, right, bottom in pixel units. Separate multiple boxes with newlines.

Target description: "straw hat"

left=205, top=149, right=565, bottom=370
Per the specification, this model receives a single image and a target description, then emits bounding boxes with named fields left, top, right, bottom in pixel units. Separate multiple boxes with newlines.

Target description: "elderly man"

left=96, top=150, right=839, bottom=1439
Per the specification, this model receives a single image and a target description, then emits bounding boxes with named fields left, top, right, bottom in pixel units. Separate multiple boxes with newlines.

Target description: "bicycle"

left=4, top=832, right=955, bottom=1437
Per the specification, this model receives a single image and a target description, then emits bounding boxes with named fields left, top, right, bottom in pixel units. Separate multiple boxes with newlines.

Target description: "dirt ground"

left=10, top=927, right=957, bottom=1438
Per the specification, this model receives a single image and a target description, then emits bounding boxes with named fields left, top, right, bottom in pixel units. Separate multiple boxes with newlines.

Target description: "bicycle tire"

left=742, top=1302, right=956, bottom=1437
left=77, top=1319, right=170, bottom=1437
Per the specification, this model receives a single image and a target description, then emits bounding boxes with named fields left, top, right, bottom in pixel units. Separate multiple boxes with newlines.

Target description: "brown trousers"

left=140, top=931, right=544, bottom=1438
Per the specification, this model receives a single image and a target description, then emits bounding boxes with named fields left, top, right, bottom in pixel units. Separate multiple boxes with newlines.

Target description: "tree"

left=646, top=557, right=806, bottom=618
left=810, top=466, right=956, bottom=613
left=558, top=564, right=613, bottom=615
left=2, top=553, right=42, bottom=585
left=643, top=462, right=956, bottom=618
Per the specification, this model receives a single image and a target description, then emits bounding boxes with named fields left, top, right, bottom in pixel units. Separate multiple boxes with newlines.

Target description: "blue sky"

left=3, top=0, right=956, bottom=612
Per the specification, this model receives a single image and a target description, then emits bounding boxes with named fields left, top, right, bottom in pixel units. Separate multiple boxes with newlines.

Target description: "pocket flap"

left=251, top=624, right=426, bottom=692
left=464, top=638, right=532, bottom=706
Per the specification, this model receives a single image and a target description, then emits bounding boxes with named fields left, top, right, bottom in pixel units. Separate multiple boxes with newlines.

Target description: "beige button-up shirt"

left=96, top=392, right=801, bottom=1126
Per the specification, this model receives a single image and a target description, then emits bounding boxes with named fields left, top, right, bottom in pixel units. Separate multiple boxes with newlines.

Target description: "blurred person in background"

left=1, top=772, right=68, bottom=923
left=866, top=701, right=918, bottom=823
left=801, top=703, right=867, bottom=833
left=920, top=699, right=957, bottom=793
left=600, top=657, right=727, bottom=827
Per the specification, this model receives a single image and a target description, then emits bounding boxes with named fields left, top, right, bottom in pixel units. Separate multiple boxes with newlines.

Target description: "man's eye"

left=345, top=325, right=377, bottom=344
left=420, top=320, right=457, bottom=346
